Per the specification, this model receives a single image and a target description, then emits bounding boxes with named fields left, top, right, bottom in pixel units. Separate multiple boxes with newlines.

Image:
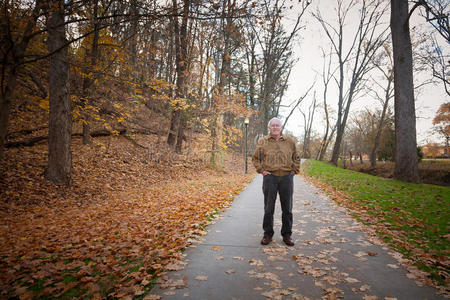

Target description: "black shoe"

left=283, top=236, right=294, bottom=246
left=261, top=236, right=272, bottom=245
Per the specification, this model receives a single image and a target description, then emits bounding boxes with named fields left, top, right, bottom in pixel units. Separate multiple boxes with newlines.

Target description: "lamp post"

left=244, top=117, right=249, bottom=174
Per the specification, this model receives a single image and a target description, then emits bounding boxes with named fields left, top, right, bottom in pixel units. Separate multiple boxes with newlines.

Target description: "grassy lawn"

left=302, top=159, right=450, bottom=285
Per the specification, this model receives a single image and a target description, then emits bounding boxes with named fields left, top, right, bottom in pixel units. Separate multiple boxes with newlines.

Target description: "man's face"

left=269, top=120, right=282, bottom=136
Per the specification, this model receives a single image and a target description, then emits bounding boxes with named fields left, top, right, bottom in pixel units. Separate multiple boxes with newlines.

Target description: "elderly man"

left=252, top=117, right=300, bottom=246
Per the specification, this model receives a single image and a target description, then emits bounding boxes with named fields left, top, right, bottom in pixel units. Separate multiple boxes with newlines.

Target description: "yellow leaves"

left=169, top=98, right=192, bottom=111
left=113, top=103, right=123, bottom=110
left=211, top=245, right=222, bottom=251
left=39, top=99, right=49, bottom=110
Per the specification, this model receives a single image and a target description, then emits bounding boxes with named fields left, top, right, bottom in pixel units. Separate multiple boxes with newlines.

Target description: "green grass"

left=303, top=159, right=450, bottom=284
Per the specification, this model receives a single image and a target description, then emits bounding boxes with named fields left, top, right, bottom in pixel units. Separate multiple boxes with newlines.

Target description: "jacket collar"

left=267, top=134, right=284, bottom=141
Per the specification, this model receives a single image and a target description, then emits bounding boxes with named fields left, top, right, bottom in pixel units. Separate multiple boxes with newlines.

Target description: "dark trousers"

left=262, top=174, right=293, bottom=238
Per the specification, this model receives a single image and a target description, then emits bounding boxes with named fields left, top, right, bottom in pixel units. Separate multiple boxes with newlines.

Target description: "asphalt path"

left=151, top=175, right=445, bottom=300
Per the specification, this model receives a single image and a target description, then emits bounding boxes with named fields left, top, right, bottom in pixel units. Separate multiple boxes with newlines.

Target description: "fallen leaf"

left=170, top=279, right=187, bottom=289
left=211, top=246, right=222, bottom=251
left=345, top=277, right=360, bottom=283
left=166, top=262, right=185, bottom=271
left=280, top=289, right=292, bottom=295
left=249, top=259, right=264, bottom=266
left=354, top=251, right=367, bottom=257
left=225, top=269, right=235, bottom=274
left=360, top=284, right=371, bottom=292
left=262, top=290, right=281, bottom=298
left=387, top=264, right=399, bottom=269
left=368, top=251, right=377, bottom=256
left=195, top=275, right=208, bottom=281
left=141, top=279, right=151, bottom=286
left=143, top=295, right=161, bottom=300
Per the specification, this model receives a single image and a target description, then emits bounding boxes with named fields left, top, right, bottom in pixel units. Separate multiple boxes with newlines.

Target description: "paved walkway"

left=152, top=175, right=444, bottom=299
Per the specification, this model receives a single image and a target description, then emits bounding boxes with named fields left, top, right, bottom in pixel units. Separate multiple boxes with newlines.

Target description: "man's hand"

left=262, top=170, right=271, bottom=176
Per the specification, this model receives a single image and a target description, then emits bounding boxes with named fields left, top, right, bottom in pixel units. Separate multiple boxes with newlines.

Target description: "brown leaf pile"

left=0, top=136, right=253, bottom=298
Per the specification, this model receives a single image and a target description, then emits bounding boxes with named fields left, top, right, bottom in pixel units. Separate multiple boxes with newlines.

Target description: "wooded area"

left=1, top=0, right=449, bottom=298
left=0, top=0, right=449, bottom=186
left=0, top=0, right=313, bottom=186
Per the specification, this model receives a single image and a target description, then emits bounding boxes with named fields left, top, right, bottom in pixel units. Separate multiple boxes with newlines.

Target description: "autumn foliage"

left=0, top=136, right=252, bottom=298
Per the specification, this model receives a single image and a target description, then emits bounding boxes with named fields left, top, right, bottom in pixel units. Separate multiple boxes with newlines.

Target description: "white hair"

left=268, top=117, right=282, bottom=127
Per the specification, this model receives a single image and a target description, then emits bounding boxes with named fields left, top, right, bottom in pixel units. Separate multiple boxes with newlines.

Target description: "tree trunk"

left=317, top=101, right=330, bottom=161
left=331, top=122, right=343, bottom=165
left=167, top=0, right=189, bottom=151
left=175, top=114, right=184, bottom=153
left=81, top=0, right=100, bottom=145
left=45, top=0, right=72, bottom=186
left=390, top=0, right=419, bottom=182
left=319, top=124, right=336, bottom=161
left=0, top=1, right=41, bottom=160
left=210, top=0, right=234, bottom=164
left=0, top=77, right=15, bottom=160
left=331, top=81, right=356, bottom=165
left=370, top=78, right=391, bottom=167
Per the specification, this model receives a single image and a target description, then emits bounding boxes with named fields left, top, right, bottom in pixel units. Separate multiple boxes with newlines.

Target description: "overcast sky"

left=279, top=0, right=449, bottom=146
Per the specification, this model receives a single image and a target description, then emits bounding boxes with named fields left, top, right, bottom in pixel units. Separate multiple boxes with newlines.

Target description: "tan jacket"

left=252, top=134, right=301, bottom=176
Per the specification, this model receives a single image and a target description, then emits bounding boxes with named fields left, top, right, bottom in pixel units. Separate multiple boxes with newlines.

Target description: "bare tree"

left=300, top=94, right=318, bottom=158
left=420, top=35, right=450, bottom=96
left=316, top=48, right=336, bottom=161
left=282, top=81, right=315, bottom=130
left=415, top=0, right=450, bottom=43
left=390, top=0, right=420, bottom=182
left=349, top=109, right=377, bottom=163
left=314, top=0, right=389, bottom=166
left=367, top=43, right=394, bottom=167
left=249, top=0, right=311, bottom=134
left=45, top=0, right=72, bottom=185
